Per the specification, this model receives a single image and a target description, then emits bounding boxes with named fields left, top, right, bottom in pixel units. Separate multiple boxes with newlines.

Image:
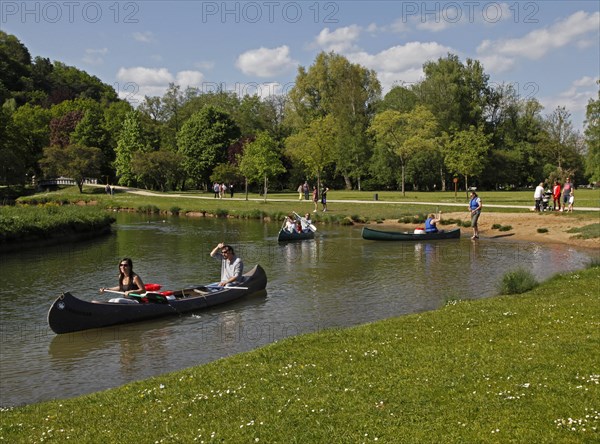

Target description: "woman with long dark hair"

left=100, top=258, right=146, bottom=296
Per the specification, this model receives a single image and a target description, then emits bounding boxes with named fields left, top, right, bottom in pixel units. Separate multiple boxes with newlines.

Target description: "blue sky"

left=2, top=1, right=599, bottom=130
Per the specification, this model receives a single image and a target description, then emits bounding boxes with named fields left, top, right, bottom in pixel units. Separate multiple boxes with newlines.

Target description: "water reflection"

left=0, top=215, right=594, bottom=406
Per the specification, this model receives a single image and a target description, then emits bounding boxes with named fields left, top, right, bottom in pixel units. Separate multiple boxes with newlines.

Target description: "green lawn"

left=1, top=265, right=598, bottom=443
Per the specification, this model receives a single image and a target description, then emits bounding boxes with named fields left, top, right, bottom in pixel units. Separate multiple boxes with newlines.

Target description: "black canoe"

left=362, top=226, right=461, bottom=241
left=48, top=264, right=267, bottom=334
left=277, top=228, right=315, bottom=242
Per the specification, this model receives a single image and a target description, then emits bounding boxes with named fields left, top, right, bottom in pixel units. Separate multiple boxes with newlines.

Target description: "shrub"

left=492, top=223, right=502, bottom=229
left=340, top=217, right=354, bottom=226
left=537, top=227, right=548, bottom=233
left=497, top=268, right=538, bottom=295
left=170, top=206, right=181, bottom=215
left=138, top=205, right=160, bottom=214
left=498, top=225, right=512, bottom=232
left=214, top=208, right=229, bottom=218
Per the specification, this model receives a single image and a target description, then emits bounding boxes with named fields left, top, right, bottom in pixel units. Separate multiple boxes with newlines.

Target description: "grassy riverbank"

left=0, top=204, right=115, bottom=248
left=1, top=265, right=598, bottom=442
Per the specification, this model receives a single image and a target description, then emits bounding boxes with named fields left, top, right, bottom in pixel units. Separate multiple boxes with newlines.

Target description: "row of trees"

left=1, top=31, right=598, bottom=195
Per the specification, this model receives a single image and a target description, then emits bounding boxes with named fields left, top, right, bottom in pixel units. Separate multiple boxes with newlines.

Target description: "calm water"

left=0, top=214, right=593, bottom=406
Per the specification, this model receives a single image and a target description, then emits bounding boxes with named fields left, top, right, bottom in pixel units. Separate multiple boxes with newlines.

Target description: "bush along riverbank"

left=0, top=205, right=115, bottom=253
left=1, top=265, right=598, bottom=442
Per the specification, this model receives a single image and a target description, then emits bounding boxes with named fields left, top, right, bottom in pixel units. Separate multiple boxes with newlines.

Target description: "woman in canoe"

left=424, top=213, right=441, bottom=233
left=99, top=258, right=146, bottom=296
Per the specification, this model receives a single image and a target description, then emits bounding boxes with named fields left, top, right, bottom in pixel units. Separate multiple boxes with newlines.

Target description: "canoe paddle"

left=293, top=211, right=317, bottom=232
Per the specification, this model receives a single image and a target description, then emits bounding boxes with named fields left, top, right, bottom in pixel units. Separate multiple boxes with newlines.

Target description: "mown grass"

left=1, top=266, right=598, bottom=443
left=15, top=186, right=600, bottom=221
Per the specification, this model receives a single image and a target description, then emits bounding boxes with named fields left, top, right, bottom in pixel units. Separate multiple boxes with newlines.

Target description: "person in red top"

left=552, top=179, right=561, bottom=211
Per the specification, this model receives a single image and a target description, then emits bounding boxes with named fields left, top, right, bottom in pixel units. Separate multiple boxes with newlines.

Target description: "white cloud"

left=235, top=46, right=298, bottom=77
left=476, top=11, right=600, bottom=60
left=194, top=60, right=215, bottom=71
left=117, top=67, right=174, bottom=85
left=540, top=76, right=599, bottom=128
left=478, top=54, right=515, bottom=74
left=346, top=41, right=454, bottom=92
left=82, top=48, right=108, bottom=66
left=132, top=31, right=155, bottom=43
left=176, top=70, right=204, bottom=88
left=314, top=25, right=362, bottom=52
left=115, top=67, right=207, bottom=102
left=573, top=76, right=599, bottom=88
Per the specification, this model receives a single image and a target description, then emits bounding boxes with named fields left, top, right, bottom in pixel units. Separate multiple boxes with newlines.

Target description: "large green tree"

left=287, top=52, right=381, bottom=189
left=416, top=54, right=491, bottom=133
left=441, top=125, right=491, bottom=190
left=114, top=111, right=147, bottom=186
left=583, top=89, right=600, bottom=182
left=238, top=132, right=285, bottom=201
left=39, top=144, right=103, bottom=193
left=177, top=106, right=240, bottom=189
left=370, top=106, right=438, bottom=195
left=285, top=115, right=337, bottom=191
left=131, top=149, right=184, bottom=192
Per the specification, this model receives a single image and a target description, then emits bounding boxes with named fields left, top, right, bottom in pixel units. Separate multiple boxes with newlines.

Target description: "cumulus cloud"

left=314, top=25, right=362, bottom=52
left=115, top=67, right=204, bottom=102
left=176, top=70, right=205, bottom=88
left=82, top=48, right=108, bottom=66
left=477, top=11, right=600, bottom=60
left=235, top=45, right=298, bottom=77
left=346, top=41, right=454, bottom=92
left=539, top=76, right=599, bottom=130
left=132, top=31, right=155, bottom=43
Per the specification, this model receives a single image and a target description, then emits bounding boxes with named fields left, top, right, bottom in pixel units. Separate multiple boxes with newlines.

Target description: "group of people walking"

left=213, top=182, right=234, bottom=199
left=534, top=177, right=574, bottom=212
left=297, top=182, right=329, bottom=213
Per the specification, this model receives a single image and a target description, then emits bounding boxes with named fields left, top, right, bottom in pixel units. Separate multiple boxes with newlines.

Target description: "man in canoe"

left=210, top=242, right=244, bottom=287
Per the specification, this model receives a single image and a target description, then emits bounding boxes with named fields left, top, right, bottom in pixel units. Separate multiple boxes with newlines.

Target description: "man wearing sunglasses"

left=210, top=242, right=244, bottom=287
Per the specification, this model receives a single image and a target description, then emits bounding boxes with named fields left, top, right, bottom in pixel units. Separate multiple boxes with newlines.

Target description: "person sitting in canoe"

left=424, top=213, right=441, bottom=233
left=301, top=213, right=312, bottom=232
left=284, top=215, right=296, bottom=233
left=210, top=242, right=244, bottom=287
left=99, top=258, right=146, bottom=297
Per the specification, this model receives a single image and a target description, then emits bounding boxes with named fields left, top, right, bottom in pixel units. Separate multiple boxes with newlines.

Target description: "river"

left=0, top=213, right=593, bottom=406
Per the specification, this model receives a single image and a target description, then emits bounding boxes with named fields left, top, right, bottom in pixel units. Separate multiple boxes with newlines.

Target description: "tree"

left=177, top=106, right=241, bottom=189
left=287, top=52, right=381, bottom=189
left=39, top=144, right=103, bottom=193
left=131, top=149, right=184, bottom=191
left=285, top=115, right=337, bottom=191
left=370, top=106, right=439, bottom=195
left=0, top=105, right=27, bottom=185
left=539, top=106, right=580, bottom=171
left=115, top=111, right=147, bottom=186
left=416, top=54, right=491, bottom=133
left=441, top=125, right=491, bottom=190
left=583, top=90, right=600, bottom=183
left=238, top=132, right=285, bottom=201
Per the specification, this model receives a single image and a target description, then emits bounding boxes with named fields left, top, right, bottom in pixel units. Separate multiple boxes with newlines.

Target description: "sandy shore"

left=381, top=211, right=599, bottom=251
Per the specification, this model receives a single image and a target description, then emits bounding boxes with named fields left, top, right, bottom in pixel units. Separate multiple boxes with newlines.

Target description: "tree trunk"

left=245, top=177, right=248, bottom=201
left=440, top=166, right=446, bottom=191
left=343, top=175, right=352, bottom=190
left=401, top=164, right=406, bottom=196
left=263, top=175, right=268, bottom=202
